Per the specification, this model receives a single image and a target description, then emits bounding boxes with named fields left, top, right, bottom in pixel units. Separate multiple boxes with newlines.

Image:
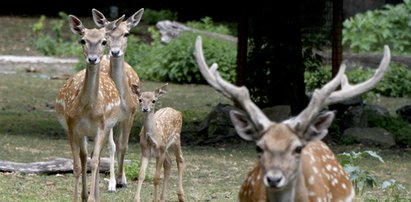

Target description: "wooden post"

left=332, top=0, right=343, bottom=77
left=236, top=7, right=248, bottom=86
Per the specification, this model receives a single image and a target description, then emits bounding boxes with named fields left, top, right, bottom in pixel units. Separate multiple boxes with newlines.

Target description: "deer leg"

left=107, top=129, right=117, bottom=192
left=116, top=117, right=133, bottom=188
left=174, top=141, right=185, bottom=202
left=154, top=149, right=166, bottom=202
left=134, top=146, right=150, bottom=202
left=88, top=129, right=105, bottom=202
left=160, top=153, right=172, bottom=202
left=69, top=133, right=82, bottom=202
left=79, top=136, right=88, bottom=202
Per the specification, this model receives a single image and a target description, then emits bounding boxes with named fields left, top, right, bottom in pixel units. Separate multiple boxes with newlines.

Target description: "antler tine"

left=194, top=36, right=271, bottom=131
left=326, top=45, right=391, bottom=105
left=292, top=45, right=391, bottom=134
left=194, top=37, right=230, bottom=97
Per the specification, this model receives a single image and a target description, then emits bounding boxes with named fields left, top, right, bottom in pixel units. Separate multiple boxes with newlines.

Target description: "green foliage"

left=374, top=64, right=411, bottom=97
left=142, top=8, right=178, bottom=25
left=127, top=26, right=237, bottom=84
left=304, top=65, right=332, bottom=92
left=343, top=0, right=411, bottom=54
left=338, top=150, right=384, bottom=195
left=381, top=179, right=408, bottom=201
left=124, top=159, right=150, bottom=181
left=186, top=17, right=233, bottom=35
left=32, top=15, right=46, bottom=34
left=31, top=12, right=81, bottom=57
left=368, top=112, right=411, bottom=147
left=304, top=63, right=411, bottom=98
left=362, top=179, right=409, bottom=201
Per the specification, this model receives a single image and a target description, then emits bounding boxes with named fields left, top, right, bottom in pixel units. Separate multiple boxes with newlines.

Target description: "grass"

left=0, top=68, right=410, bottom=201
left=0, top=134, right=256, bottom=202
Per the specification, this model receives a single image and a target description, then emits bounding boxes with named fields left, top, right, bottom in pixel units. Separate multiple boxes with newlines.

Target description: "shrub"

left=142, top=8, right=178, bottom=25
left=186, top=16, right=233, bottom=35
left=304, top=63, right=411, bottom=98
left=304, top=64, right=332, bottom=92
left=338, top=150, right=384, bottom=195
left=127, top=26, right=237, bottom=84
left=31, top=12, right=81, bottom=57
left=368, top=113, right=411, bottom=147
left=343, top=0, right=411, bottom=54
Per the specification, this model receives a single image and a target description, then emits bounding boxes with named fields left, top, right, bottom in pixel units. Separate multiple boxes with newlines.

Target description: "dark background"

left=0, top=0, right=238, bottom=22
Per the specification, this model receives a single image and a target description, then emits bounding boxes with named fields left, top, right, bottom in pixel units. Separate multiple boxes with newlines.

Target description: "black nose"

left=88, top=56, right=97, bottom=64
left=142, top=108, right=148, bottom=112
left=266, top=175, right=282, bottom=188
left=111, top=50, right=120, bottom=56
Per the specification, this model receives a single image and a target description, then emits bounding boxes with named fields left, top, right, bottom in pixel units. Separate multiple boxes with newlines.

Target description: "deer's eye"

left=102, top=40, right=107, bottom=46
left=79, top=39, right=86, bottom=45
left=294, top=145, right=304, bottom=154
left=152, top=100, right=156, bottom=104
left=138, top=99, right=142, bottom=103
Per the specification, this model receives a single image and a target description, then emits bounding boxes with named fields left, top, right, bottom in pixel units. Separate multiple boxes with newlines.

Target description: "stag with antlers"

left=194, top=35, right=390, bottom=202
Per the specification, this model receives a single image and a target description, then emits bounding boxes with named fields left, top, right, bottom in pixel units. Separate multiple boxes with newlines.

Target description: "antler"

left=194, top=36, right=271, bottom=131
left=291, top=45, right=391, bottom=133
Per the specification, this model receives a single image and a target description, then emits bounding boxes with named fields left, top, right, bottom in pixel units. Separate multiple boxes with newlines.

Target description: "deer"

left=55, top=15, right=124, bottom=202
left=194, top=35, right=391, bottom=202
left=130, top=83, right=185, bottom=202
left=91, top=8, right=144, bottom=192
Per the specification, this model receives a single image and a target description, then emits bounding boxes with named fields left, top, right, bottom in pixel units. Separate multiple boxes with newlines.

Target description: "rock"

left=342, top=127, right=396, bottom=148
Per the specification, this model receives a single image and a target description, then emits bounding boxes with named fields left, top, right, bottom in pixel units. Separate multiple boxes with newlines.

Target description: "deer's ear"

left=68, top=15, right=85, bottom=36
left=105, top=15, right=125, bottom=32
left=127, top=8, right=144, bottom=29
left=230, top=110, right=260, bottom=141
left=302, top=111, right=335, bottom=142
left=131, top=84, right=140, bottom=97
left=92, top=8, right=109, bottom=27
left=155, top=83, right=168, bottom=98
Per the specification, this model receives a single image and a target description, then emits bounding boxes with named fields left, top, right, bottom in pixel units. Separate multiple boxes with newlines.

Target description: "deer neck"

left=80, top=63, right=100, bottom=106
left=109, top=55, right=129, bottom=99
left=142, top=110, right=160, bottom=145
left=142, top=110, right=156, bottom=134
left=265, top=165, right=308, bottom=202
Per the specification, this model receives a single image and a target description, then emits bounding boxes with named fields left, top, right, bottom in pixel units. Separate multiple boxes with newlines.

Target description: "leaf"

left=382, top=179, right=394, bottom=189
left=364, top=150, right=385, bottom=163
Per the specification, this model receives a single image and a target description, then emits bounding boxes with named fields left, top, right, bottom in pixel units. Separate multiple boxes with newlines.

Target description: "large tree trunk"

left=246, top=1, right=308, bottom=114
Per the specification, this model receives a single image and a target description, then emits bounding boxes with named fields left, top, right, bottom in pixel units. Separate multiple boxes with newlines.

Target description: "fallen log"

left=0, top=157, right=131, bottom=174
left=156, top=20, right=237, bottom=44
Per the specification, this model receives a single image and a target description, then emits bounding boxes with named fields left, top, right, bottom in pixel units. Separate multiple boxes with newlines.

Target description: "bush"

left=304, top=63, right=411, bottom=98
left=304, top=64, right=332, bottom=92
left=338, top=150, right=384, bottom=195
left=186, top=16, right=233, bottom=35
left=31, top=12, right=82, bottom=57
left=368, top=113, right=411, bottom=147
left=142, top=8, right=178, bottom=25
left=127, top=26, right=237, bottom=84
left=343, top=0, right=411, bottom=54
